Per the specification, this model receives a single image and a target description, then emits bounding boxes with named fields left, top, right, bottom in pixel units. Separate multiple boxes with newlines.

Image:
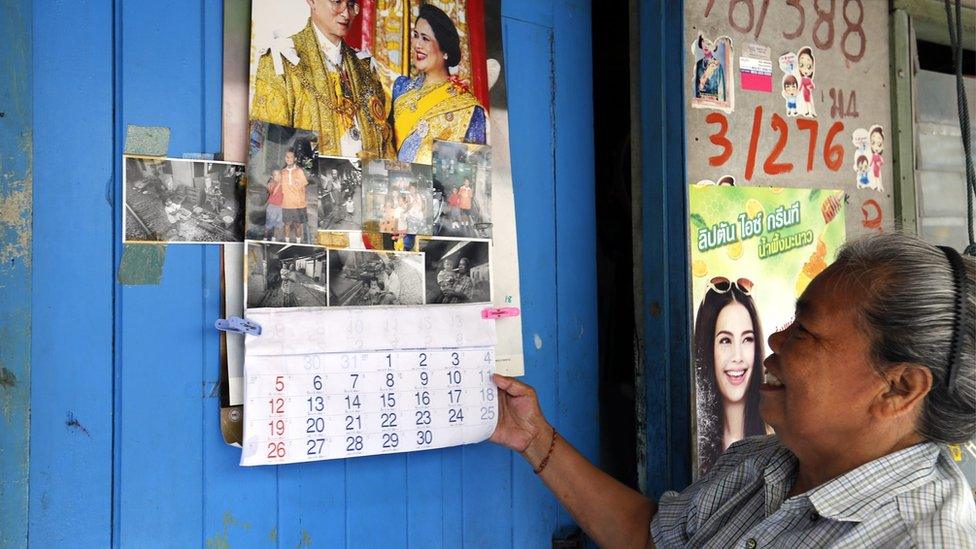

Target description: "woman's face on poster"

left=412, top=18, right=445, bottom=74
left=713, top=301, right=756, bottom=404
left=799, top=52, right=814, bottom=77
left=870, top=131, right=884, bottom=154
left=701, top=38, right=714, bottom=57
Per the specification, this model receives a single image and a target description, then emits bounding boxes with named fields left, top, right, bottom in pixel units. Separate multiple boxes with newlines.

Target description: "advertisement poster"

left=689, top=185, right=845, bottom=475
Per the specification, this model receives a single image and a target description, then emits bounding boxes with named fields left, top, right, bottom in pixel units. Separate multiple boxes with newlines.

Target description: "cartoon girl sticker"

left=691, top=33, right=735, bottom=113
left=797, top=47, right=816, bottom=118
left=782, top=75, right=799, bottom=117
left=869, top=125, right=885, bottom=189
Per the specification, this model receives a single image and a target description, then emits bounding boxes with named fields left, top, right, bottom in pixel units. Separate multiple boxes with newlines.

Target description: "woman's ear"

left=871, top=364, right=932, bottom=419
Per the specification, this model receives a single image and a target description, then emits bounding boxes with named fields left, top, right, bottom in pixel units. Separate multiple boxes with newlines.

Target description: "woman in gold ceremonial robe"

left=392, top=4, right=487, bottom=165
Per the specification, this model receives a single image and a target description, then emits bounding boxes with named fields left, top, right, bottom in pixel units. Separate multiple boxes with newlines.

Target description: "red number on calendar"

left=275, top=376, right=285, bottom=391
left=267, top=442, right=286, bottom=458
left=268, top=419, right=285, bottom=437
left=269, top=397, right=284, bottom=415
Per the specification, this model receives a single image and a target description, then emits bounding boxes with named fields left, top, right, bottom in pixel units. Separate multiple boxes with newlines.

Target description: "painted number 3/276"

left=705, top=0, right=866, bottom=63
left=706, top=107, right=845, bottom=181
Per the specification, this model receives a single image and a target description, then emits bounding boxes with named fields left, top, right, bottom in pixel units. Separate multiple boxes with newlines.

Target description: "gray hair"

left=834, top=234, right=975, bottom=444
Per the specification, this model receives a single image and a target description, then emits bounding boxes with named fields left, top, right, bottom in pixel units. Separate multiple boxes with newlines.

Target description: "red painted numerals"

left=707, top=107, right=845, bottom=181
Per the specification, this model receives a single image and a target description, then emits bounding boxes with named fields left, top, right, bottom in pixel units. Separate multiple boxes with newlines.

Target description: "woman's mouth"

left=724, top=368, right=748, bottom=386
left=415, top=51, right=428, bottom=62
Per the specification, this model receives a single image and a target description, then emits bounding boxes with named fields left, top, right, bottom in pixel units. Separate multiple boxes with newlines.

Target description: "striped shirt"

left=651, top=435, right=976, bottom=548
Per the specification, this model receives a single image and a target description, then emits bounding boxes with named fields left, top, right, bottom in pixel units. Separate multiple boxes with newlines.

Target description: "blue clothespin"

left=215, top=316, right=262, bottom=336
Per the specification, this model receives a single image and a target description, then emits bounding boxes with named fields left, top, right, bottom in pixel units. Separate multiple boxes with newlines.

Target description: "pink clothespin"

left=482, top=307, right=520, bottom=320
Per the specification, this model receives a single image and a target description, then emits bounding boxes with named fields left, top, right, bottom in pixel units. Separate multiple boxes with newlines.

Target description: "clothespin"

left=215, top=316, right=262, bottom=336
left=481, top=307, right=520, bottom=320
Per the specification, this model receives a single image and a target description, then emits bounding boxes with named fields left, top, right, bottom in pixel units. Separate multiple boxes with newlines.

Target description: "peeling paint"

left=65, top=411, right=91, bottom=437
left=268, top=527, right=278, bottom=542
left=533, top=333, right=543, bottom=350
left=298, top=530, right=312, bottom=548
left=0, top=367, right=16, bottom=388
left=0, top=130, right=32, bottom=276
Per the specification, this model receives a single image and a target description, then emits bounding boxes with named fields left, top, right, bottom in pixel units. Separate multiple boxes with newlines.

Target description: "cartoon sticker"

left=851, top=125, right=885, bottom=191
left=695, top=175, right=736, bottom=187
left=739, top=44, right=772, bottom=93
left=691, top=33, right=736, bottom=113
left=778, top=48, right=817, bottom=118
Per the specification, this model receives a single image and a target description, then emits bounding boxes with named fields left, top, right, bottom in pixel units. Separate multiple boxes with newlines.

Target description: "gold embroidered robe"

left=251, top=20, right=394, bottom=158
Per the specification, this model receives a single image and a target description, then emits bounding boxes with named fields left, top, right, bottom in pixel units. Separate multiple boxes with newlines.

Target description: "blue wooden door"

left=16, top=0, right=597, bottom=546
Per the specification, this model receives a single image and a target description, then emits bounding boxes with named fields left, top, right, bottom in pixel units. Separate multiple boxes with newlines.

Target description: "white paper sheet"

left=240, top=304, right=499, bottom=466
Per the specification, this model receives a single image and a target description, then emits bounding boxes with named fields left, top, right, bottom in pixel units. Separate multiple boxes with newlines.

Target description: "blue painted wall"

left=0, top=1, right=32, bottom=547
left=19, top=0, right=598, bottom=546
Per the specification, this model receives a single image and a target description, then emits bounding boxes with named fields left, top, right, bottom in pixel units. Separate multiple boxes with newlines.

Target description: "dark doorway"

left=592, top=4, right=638, bottom=488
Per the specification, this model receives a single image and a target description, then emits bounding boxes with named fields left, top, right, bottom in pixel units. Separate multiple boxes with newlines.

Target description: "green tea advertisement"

left=689, top=185, right=845, bottom=475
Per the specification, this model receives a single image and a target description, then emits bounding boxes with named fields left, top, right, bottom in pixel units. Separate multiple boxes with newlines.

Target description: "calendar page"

left=241, top=305, right=498, bottom=466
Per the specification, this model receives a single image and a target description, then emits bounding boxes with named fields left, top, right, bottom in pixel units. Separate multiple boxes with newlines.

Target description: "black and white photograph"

left=315, top=156, right=363, bottom=232
left=123, top=157, right=245, bottom=243
left=421, top=239, right=491, bottom=304
left=432, top=140, right=492, bottom=238
left=362, top=160, right=436, bottom=235
left=328, top=250, right=425, bottom=307
left=246, top=242, right=328, bottom=309
left=245, top=120, right=320, bottom=244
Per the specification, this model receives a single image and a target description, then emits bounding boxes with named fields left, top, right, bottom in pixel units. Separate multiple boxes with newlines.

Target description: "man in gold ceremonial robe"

left=251, top=0, right=394, bottom=158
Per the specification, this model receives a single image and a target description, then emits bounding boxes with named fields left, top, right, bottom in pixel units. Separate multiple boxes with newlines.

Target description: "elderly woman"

left=391, top=4, right=487, bottom=164
left=491, top=234, right=975, bottom=547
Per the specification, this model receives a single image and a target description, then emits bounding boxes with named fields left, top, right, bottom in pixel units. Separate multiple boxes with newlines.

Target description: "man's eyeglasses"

left=328, top=0, right=360, bottom=16
left=706, top=276, right=754, bottom=296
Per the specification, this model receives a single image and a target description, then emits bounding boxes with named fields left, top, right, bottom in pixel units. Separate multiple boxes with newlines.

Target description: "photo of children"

left=328, top=250, right=425, bottom=306
left=362, top=159, right=436, bottom=236
left=316, top=156, right=363, bottom=231
left=124, top=157, right=245, bottom=243
left=421, top=238, right=491, bottom=304
left=245, top=121, right=320, bottom=243
left=690, top=33, right=735, bottom=113
left=432, top=140, right=492, bottom=238
left=246, top=242, right=328, bottom=308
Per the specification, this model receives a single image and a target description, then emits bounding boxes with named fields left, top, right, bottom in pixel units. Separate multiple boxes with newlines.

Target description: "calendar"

left=241, top=305, right=499, bottom=466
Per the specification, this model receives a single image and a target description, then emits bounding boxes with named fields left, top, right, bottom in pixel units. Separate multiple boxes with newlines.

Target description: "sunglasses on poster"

left=706, top=276, right=754, bottom=296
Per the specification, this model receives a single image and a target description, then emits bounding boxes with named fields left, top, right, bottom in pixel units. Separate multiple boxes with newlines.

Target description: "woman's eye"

left=718, top=336, right=732, bottom=345
left=743, top=336, right=755, bottom=344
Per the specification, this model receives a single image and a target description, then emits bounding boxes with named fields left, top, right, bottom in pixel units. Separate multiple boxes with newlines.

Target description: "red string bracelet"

left=533, top=428, right=558, bottom=475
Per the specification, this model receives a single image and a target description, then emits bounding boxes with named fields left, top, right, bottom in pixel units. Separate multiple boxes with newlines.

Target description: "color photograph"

left=245, top=121, right=320, bottom=244
left=432, top=140, right=492, bottom=238
left=362, top=159, right=436, bottom=235
left=247, top=0, right=491, bottom=164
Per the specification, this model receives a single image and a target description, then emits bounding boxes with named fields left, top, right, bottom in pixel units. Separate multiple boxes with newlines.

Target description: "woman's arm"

left=490, top=375, right=657, bottom=548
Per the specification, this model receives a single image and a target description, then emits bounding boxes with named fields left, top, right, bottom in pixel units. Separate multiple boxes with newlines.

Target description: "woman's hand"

left=489, top=374, right=553, bottom=462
